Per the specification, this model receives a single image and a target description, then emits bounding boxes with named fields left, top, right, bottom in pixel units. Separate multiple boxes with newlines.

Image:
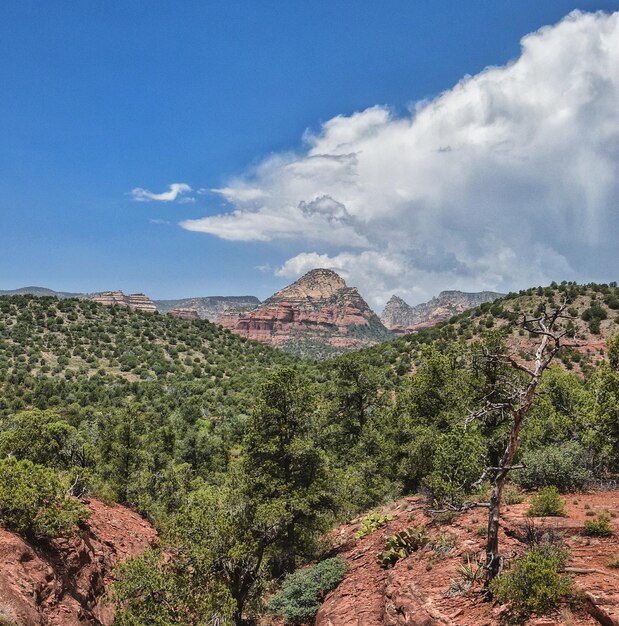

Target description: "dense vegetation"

left=2, top=283, right=619, bottom=623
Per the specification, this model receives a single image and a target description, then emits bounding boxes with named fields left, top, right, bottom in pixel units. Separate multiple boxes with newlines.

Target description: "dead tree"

left=468, top=302, right=571, bottom=585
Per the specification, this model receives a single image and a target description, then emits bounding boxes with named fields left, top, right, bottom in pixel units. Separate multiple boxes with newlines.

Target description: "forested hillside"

left=2, top=284, right=619, bottom=625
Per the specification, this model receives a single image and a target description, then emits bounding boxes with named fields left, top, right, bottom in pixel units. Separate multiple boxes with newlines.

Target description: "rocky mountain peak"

left=268, top=268, right=348, bottom=303
left=218, top=268, right=391, bottom=358
left=381, top=289, right=505, bottom=334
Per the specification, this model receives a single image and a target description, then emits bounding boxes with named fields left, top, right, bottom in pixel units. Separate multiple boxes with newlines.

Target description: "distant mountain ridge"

left=0, top=286, right=82, bottom=299
left=0, top=286, right=260, bottom=320
left=218, top=268, right=392, bottom=358
left=155, top=296, right=261, bottom=321
left=381, top=289, right=505, bottom=334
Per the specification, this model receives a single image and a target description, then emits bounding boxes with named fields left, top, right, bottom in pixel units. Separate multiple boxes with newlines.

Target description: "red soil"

left=317, top=492, right=619, bottom=626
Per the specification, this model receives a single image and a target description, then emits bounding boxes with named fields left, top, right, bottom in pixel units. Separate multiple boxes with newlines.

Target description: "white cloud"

left=130, top=183, right=192, bottom=202
left=181, top=10, right=619, bottom=306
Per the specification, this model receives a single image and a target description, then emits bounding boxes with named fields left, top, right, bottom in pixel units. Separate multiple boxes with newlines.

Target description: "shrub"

left=433, top=532, right=457, bottom=558
left=355, top=511, right=393, bottom=539
left=268, top=557, right=349, bottom=623
left=502, top=485, right=525, bottom=505
left=0, top=457, right=89, bottom=538
left=517, top=443, right=592, bottom=492
left=378, top=527, right=429, bottom=568
left=490, top=545, right=572, bottom=618
left=527, top=487, right=567, bottom=517
left=584, top=513, right=613, bottom=537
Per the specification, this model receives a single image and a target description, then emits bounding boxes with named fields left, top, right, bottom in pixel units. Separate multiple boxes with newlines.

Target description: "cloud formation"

left=181, top=11, right=619, bottom=307
left=131, top=183, right=192, bottom=202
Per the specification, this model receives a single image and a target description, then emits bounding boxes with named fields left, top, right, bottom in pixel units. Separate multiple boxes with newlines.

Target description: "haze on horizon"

left=1, top=2, right=618, bottom=308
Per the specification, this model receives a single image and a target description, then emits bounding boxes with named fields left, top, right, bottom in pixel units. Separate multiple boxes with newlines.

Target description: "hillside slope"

left=0, top=499, right=156, bottom=626
left=316, top=491, right=617, bottom=626
left=361, top=281, right=619, bottom=379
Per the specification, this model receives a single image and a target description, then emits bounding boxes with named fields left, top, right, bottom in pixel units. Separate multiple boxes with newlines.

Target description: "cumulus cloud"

left=130, top=183, right=192, bottom=202
left=181, top=10, right=619, bottom=306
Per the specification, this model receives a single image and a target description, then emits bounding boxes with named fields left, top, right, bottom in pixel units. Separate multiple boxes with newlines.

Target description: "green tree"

left=242, top=368, right=332, bottom=574
left=0, top=456, right=89, bottom=538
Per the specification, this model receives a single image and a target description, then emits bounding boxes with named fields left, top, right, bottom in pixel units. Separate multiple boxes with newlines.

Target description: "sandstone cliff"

left=85, top=291, right=157, bottom=314
left=0, top=499, right=157, bottom=626
left=381, top=290, right=504, bottom=334
left=154, top=295, right=260, bottom=321
left=218, top=269, right=391, bottom=358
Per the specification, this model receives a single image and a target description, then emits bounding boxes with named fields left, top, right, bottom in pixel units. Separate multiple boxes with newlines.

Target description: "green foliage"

left=354, top=510, right=393, bottom=539
left=490, top=545, right=572, bottom=618
left=0, top=409, right=85, bottom=469
left=242, top=367, right=333, bottom=573
left=378, top=527, right=429, bottom=568
left=518, top=442, right=592, bottom=492
left=584, top=513, right=613, bottom=537
left=502, top=485, right=525, bottom=505
left=111, top=548, right=234, bottom=626
left=424, top=426, right=485, bottom=507
left=268, top=557, right=348, bottom=623
left=0, top=456, right=89, bottom=538
left=527, top=487, right=567, bottom=517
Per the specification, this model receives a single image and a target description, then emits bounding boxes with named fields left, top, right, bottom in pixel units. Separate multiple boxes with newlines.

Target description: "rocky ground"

left=0, top=499, right=157, bottom=626
left=316, top=491, right=619, bottom=626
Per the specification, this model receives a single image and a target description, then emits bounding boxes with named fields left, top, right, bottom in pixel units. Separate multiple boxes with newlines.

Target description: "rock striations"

left=381, top=290, right=504, bottom=334
left=85, top=291, right=157, bottom=314
left=218, top=269, right=392, bottom=358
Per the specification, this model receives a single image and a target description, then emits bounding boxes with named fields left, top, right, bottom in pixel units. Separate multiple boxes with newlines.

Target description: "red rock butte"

left=217, top=268, right=391, bottom=358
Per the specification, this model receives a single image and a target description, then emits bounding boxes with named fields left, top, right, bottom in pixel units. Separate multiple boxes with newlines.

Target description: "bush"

left=527, top=487, right=567, bottom=517
left=378, top=527, right=430, bottom=568
left=268, top=557, right=349, bottom=623
left=584, top=513, right=613, bottom=537
left=355, top=511, right=393, bottom=539
left=0, top=457, right=89, bottom=538
left=502, top=485, right=525, bottom=505
left=490, top=545, right=572, bottom=617
left=518, top=443, right=592, bottom=492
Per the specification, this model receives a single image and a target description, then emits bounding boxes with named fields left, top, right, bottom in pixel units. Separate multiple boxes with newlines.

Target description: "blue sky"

left=1, top=1, right=618, bottom=305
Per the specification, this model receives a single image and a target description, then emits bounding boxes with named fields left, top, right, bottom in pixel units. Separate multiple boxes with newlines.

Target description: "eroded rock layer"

left=86, top=291, right=157, bottom=314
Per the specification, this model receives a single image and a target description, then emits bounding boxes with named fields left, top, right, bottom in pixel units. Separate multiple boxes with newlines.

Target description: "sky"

left=1, top=1, right=619, bottom=308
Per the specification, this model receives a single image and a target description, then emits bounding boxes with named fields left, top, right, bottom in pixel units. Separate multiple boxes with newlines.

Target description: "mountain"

left=381, top=290, right=505, bottom=334
left=218, top=268, right=392, bottom=358
left=154, top=295, right=260, bottom=320
left=0, top=286, right=82, bottom=299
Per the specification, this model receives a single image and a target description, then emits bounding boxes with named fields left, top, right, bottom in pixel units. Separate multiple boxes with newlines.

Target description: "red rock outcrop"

left=218, top=269, right=391, bottom=358
left=0, top=499, right=157, bottom=626
left=316, top=492, right=619, bottom=626
left=85, top=291, right=157, bottom=314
